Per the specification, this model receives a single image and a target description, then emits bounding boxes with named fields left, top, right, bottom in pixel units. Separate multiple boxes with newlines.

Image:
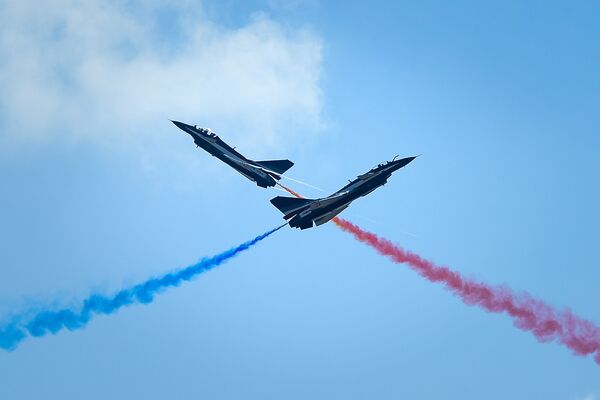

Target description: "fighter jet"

left=270, top=156, right=416, bottom=229
left=171, top=120, right=294, bottom=188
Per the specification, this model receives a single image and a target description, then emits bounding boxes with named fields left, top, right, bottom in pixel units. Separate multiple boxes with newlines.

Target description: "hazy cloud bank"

left=0, top=0, right=324, bottom=156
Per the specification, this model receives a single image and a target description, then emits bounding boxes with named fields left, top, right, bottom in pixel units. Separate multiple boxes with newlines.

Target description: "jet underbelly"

left=233, top=167, right=257, bottom=182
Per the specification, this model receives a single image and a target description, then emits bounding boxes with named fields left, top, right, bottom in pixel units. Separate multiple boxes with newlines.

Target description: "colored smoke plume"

left=278, top=183, right=600, bottom=364
left=276, top=182, right=303, bottom=198
left=334, top=218, right=600, bottom=364
left=0, top=224, right=285, bottom=350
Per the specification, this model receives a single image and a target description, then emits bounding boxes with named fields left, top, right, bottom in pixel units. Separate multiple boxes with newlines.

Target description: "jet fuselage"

left=271, top=156, right=416, bottom=229
left=172, top=120, right=292, bottom=188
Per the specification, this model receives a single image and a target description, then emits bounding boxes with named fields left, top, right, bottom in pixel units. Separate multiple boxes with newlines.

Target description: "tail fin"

left=270, top=196, right=314, bottom=219
left=255, top=159, right=294, bottom=175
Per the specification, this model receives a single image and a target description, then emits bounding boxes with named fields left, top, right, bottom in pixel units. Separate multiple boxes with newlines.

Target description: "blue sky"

left=0, top=1, right=599, bottom=399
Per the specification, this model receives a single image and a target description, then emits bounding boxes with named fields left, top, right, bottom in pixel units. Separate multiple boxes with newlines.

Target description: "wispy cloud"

left=0, top=0, right=323, bottom=156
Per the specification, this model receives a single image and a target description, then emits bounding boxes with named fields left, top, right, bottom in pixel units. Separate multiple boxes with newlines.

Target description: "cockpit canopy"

left=372, top=160, right=392, bottom=170
left=194, top=126, right=217, bottom=137
left=205, top=127, right=217, bottom=137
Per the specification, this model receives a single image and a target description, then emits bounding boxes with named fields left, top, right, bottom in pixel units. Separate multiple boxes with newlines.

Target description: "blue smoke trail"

left=0, top=224, right=285, bottom=351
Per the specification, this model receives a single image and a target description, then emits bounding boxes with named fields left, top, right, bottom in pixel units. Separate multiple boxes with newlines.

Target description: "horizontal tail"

left=255, top=159, right=294, bottom=175
left=270, top=196, right=314, bottom=219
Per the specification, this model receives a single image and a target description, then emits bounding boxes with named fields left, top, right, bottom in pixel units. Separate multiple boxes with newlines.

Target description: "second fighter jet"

left=172, top=120, right=294, bottom=188
left=270, top=156, right=416, bottom=229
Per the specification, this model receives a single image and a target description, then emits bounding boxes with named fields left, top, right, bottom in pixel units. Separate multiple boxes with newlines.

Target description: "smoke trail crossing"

left=0, top=224, right=285, bottom=351
left=277, top=183, right=600, bottom=365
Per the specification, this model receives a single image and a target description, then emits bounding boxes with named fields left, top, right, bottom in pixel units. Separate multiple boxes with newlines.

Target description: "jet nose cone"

left=393, top=155, right=417, bottom=169
left=170, top=120, right=189, bottom=131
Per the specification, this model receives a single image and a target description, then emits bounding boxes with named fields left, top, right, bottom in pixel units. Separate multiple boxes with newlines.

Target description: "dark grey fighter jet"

left=270, top=156, right=416, bottom=229
left=172, top=120, right=294, bottom=188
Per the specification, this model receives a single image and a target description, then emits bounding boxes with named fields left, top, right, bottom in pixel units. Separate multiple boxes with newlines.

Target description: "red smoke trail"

left=278, top=184, right=600, bottom=364
left=276, top=182, right=304, bottom=198
left=333, top=218, right=600, bottom=364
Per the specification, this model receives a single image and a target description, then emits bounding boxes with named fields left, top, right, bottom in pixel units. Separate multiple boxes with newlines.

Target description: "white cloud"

left=0, top=0, right=324, bottom=157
